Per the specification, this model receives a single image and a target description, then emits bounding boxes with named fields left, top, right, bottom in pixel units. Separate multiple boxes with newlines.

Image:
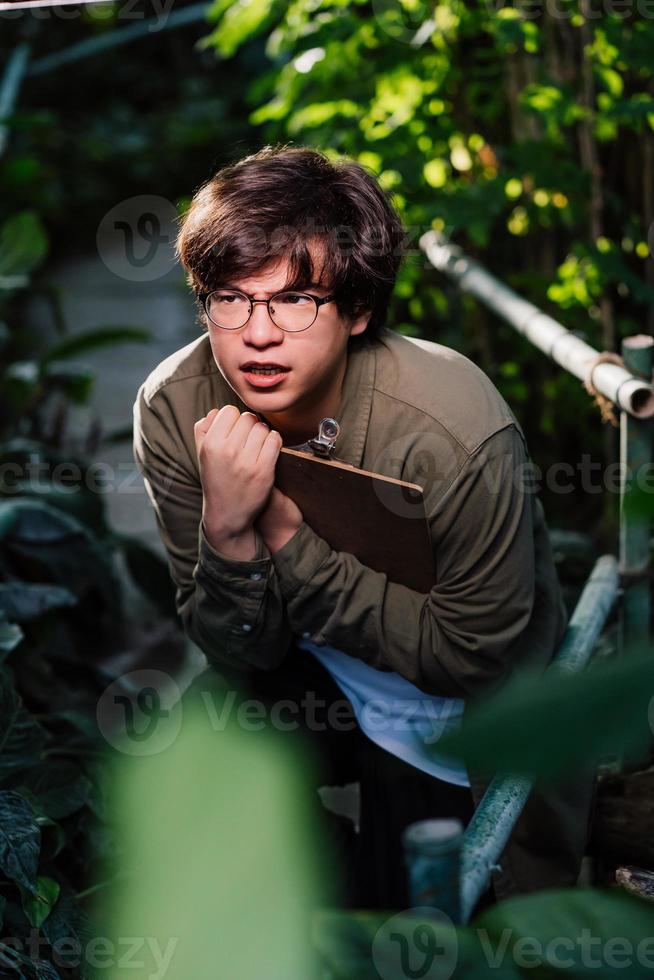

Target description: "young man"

left=133, top=144, right=595, bottom=910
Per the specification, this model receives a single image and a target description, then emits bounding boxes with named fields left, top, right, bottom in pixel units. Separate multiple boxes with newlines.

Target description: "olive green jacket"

left=133, top=326, right=595, bottom=903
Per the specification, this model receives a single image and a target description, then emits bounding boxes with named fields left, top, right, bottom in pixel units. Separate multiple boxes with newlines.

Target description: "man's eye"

left=215, top=292, right=244, bottom=304
left=278, top=293, right=310, bottom=305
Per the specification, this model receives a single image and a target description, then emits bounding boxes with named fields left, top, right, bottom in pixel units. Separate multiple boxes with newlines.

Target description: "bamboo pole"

left=619, top=336, right=654, bottom=657
left=458, top=555, right=620, bottom=923
left=420, top=231, right=654, bottom=420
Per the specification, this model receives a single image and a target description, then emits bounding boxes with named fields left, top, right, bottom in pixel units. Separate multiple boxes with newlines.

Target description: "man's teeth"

left=249, top=367, right=284, bottom=374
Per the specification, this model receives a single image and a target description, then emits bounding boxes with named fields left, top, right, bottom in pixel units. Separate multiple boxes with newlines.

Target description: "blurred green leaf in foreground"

left=97, top=686, right=333, bottom=980
left=438, top=648, right=654, bottom=782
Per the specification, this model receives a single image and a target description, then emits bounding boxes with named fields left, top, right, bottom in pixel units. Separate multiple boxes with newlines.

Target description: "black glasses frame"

left=196, top=288, right=338, bottom=332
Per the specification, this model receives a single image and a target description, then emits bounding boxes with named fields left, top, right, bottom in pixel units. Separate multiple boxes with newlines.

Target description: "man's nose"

left=243, top=301, right=283, bottom=339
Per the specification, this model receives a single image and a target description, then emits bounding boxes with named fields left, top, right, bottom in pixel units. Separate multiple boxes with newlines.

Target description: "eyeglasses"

left=197, top=288, right=337, bottom=333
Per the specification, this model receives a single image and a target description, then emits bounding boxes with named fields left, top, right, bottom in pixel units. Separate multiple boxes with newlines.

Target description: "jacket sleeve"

left=269, top=424, right=537, bottom=699
left=132, top=381, right=296, bottom=673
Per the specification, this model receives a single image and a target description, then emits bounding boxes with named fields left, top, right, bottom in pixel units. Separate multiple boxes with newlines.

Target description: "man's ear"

left=349, top=309, right=372, bottom=337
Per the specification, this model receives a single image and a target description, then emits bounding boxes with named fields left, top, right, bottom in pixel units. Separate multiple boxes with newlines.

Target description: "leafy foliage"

left=0, top=131, right=181, bottom=979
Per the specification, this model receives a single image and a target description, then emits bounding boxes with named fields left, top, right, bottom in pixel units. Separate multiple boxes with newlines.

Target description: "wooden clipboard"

left=274, top=447, right=436, bottom=593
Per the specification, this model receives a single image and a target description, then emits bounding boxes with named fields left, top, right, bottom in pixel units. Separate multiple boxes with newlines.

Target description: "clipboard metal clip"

left=293, top=417, right=342, bottom=460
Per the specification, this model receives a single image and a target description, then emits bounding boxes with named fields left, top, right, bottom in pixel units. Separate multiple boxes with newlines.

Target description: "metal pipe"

left=0, top=0, right=114, bottom=10
left=420, top=231, right=654, bottom=420
left=26, top=2, right=211, bottom=77
left=619, top=336, right=654, bottom=656
left=459, top=554, right=620, bottom=923
left=459, top=775, right=531, bottom=924
left=548, top=554, right=621, bottom=675
left=0, top=42, right=30, bottom=159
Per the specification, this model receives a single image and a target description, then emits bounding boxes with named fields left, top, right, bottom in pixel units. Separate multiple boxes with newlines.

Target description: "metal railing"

left=420, top=230, right=654, bottom=922
left=459, top=556, right=619, bottom=922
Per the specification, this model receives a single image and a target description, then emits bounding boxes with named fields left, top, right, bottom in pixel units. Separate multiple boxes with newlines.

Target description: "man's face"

left=205, top=249, right=370, bottom=434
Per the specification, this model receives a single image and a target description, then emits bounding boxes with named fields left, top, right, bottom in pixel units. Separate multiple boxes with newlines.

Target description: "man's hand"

left=193, top=405, right=282, bottom=559
left=255, top=485, right=304, bottom=555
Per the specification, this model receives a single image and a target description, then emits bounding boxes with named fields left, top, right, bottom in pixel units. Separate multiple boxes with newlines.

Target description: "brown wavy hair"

left=174, top=144, right=407, bottom=348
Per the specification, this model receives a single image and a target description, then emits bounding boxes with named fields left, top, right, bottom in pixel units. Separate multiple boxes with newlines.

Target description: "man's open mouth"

left=243, top=366, right=289, bottom=375
left=240, top=364, right=291, bottom=385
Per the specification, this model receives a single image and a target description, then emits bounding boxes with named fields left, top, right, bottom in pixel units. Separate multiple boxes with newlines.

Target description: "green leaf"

left=0, top=500, right=122, bottom=609
left=8, top=478, right=109, bottom=533
left=312, top=907, right=521, bottom=979
left=20, top=875, right=60, bottom=928
left=0, top=211, right=48, bottom=279
left=0, top=612, right=24, bottom=657
left=0, top=498, right=85, bottom=543
left=438, top=650, right=654, bottom=781
left=2, top=361, right=40, bottom=406
left=40, top=892, right=97, bottom=969
left=97, top=691, right=332, bottom=979
left=33, top=959, right=61, bottom=979
left=41, top=362, right=94, bottom=405
left=474, top=887, right=654, bottom=973
left=0, top=790, right=40, bottom=894
left=203, top=0, right=278, bottom=58
left=0, top=583, right=77, bottom=623
left=0, top=675, right=48, bottom=777
left=18, top=762, right=92, bottom=821
left=597, top=65, right=623, bottom=98
left=39, top=326, right=151, bottom=367
left=0, top=939, right=61, bottom=978
left=287, top=100, right=359, bottom=134
left=53, top=708, right=101, bottom=743
left=313, top=889, right=654, bottom=977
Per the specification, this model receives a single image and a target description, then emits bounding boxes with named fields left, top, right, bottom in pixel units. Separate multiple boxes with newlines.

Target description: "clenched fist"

left=194, top=405, right=283, bottom=559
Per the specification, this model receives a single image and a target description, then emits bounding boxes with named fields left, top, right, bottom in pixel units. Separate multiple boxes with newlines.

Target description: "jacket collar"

left=332, top=337, right=377, bottom=468
left=248, top=336, right=377, bottom=470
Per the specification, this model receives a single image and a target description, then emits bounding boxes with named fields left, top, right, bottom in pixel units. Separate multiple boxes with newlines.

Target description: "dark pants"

left=187, top=643, right=495, bottom=914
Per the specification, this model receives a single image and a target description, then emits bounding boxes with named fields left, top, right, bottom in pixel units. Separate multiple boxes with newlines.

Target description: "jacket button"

left=249, top=572, right=263, bottom=581
left=242, top=624, right=252, bottom=632
left=302, top=631, right=311, bottom=639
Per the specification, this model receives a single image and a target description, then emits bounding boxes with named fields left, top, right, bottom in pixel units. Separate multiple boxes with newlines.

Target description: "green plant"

left=0, top=199, right=180, bottom=978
